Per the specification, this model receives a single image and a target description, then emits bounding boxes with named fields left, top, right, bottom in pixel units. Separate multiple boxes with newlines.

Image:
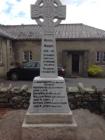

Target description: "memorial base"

left=22, top=118, right=77, bottom=140
left=22, top=76, right=77, bottom=140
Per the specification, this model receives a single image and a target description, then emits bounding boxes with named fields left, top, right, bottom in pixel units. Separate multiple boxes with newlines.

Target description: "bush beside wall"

left=88, top=65, right=104, bottom=77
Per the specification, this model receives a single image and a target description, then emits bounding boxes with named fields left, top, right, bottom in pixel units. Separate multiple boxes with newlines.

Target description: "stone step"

left=25, top=111, right=73, bottom=124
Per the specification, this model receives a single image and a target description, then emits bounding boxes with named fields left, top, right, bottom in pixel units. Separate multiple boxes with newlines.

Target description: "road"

left=0, top=78, right=105, bottom=90
left=65, top=78, right=105, bottom=90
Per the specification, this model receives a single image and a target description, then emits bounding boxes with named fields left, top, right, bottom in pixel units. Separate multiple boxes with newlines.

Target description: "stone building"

left=0, top=23, right=105, bottom=78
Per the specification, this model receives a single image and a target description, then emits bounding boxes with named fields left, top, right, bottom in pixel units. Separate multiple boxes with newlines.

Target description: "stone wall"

left=0, top=83, right=105, bottom=116
left=1, top=39, right=105, bottom=77
left=12, top=40, right=41, bottom=64
left=12, top=40, right=105, bottom=76
left=0, top=38, right=12, bottom=78
left=57, top=40, right=105, bottom=66
left=0, top=84, right=31, bottom=109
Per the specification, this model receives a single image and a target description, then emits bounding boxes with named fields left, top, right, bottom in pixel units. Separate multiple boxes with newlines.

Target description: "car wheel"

left=11, top=73, right=18, bottom=80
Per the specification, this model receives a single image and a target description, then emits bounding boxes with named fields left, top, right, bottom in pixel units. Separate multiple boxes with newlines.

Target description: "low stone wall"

left=67, top=83, right=105, bottom=116
left=0, top=84, right=31, bottom=109
left=0, top=83, right=105, bottom=115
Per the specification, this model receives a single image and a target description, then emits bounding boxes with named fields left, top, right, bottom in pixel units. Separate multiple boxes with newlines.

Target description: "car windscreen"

left=23, top=62, right=40, bottom=68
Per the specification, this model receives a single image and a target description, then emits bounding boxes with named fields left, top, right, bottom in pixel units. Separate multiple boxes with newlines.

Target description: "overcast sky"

left=0, top=0, right=105, bottom=30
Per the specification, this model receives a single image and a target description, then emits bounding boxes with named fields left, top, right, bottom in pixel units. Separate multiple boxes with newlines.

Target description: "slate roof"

left=0, top=23, right=105, bottom=40
left=0, top=28, right=14, bottom=39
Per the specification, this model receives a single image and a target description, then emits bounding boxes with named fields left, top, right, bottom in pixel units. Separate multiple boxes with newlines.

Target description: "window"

left=24, top=62, right=34, bottom=68
left=102, top=52, right=105, bottom=62
left=96, top=51, right=105, bottom=63
left=24, top=61, right=40, bottom=68
left=0, top=39, right=3, bottom=64
left=96, top=52, right=101, bottom=62
left=23, top=51, right=32, bottom=62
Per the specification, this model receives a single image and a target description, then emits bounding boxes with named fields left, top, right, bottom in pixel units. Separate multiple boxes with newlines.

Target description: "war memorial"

left=22, top=0, right=77, bottom=139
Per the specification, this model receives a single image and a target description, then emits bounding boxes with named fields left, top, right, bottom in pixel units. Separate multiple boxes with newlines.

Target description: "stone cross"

left=22, top=1, right=77, bottom=139
left=31, top=0, right=66, bottom=78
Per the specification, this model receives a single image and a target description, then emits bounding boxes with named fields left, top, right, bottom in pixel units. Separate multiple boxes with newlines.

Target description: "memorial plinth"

left=22, top=0, right=77, bottom=140
left=22, top=77, right=77, bottom=140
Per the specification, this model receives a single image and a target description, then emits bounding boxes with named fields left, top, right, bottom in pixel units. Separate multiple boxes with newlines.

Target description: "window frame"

left=23, top=50, right=32, bottom=62
left=0, top=39, right=3, bottom=64
left=96, top=51, right=105, bottom=64
left=96, top=51, right=101, bottom=63
left=102, top=52, right=105, bottom=63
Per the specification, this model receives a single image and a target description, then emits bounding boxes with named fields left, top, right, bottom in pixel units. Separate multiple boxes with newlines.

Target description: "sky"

left=0, top=0, right=105, bottom=30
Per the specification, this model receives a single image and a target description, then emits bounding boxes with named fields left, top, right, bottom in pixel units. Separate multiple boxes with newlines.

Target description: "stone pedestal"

left=22, top=76, right=77, bottom=140
left=22, top=121, right=77, bottom=140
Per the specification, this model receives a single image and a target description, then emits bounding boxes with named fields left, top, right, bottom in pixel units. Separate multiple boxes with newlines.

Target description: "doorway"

left=72, top=53, right=80, bottom=74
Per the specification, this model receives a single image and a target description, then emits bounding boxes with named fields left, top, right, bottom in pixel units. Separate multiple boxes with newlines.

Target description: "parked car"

left=7, top=61, right=65, bottom=80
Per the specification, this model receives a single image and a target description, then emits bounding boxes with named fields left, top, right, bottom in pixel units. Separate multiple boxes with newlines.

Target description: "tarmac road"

left=0, top=78, right=105, bottom=90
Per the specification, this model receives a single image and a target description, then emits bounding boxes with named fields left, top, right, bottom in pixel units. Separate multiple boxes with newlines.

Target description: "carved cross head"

left=31, top=0, right=66, bottom=26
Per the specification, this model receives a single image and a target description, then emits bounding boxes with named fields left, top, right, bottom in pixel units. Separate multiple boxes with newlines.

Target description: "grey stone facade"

left=1, top=24, right=105, bottom=77
left=62, top=50, right=89, bottom=76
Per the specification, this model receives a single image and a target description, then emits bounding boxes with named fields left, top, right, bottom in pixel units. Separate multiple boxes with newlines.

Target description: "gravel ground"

left=0, top=109, right=105, bottom=140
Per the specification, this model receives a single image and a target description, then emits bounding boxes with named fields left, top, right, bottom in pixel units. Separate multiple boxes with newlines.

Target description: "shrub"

left=88, top=65, right=104, bottom=77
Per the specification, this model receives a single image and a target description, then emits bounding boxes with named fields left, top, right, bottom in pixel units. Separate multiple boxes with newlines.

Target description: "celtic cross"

left=31, top=0, right=66, bottom=78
